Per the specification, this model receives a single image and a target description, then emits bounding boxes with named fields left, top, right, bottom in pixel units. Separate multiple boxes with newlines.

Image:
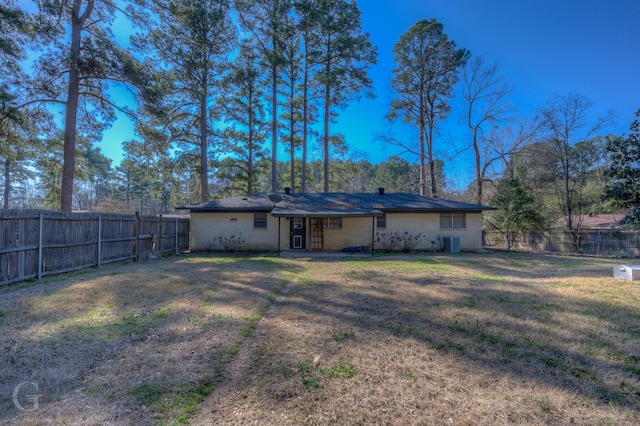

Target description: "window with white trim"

left=440, top=212, right=465, bottom=229
left=376, top=214, right=386, bottom=228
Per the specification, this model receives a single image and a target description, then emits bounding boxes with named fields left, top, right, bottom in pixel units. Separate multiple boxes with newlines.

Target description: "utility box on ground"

left=613, top=265, right=640, bottom=281
left=442, top=236, right=461, bottom=253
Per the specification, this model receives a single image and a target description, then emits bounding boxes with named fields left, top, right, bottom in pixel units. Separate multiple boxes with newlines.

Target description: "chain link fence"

left=483, top=229, right=640, bottom=257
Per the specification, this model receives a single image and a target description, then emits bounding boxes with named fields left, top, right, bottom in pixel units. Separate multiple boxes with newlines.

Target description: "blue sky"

left=99, top=0, right=640, bottom=189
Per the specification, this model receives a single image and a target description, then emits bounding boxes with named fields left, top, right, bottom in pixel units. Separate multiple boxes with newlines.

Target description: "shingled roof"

left=184, top=191, right=494, bottom=217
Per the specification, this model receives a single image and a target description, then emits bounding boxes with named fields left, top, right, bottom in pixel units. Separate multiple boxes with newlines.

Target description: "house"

left=571, top=213, right=627, bottom=229
left=549, top=212, right=628, bottom=231
left=183, top=188, right=495, bottom=252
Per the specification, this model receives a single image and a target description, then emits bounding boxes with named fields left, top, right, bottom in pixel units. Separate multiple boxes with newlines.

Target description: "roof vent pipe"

left=284, top=187, right=291, bottom=195
left=378, top=187, right=385, bottom=195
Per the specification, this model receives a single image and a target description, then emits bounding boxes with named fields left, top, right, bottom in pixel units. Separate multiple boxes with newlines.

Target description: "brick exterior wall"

left=377, top=212, right=484, bottom=251
left=321, top=217, right=376, bottom=250
left=190, top=212, right=283, bottom=251
left=190, top=211, right=485, bottom=252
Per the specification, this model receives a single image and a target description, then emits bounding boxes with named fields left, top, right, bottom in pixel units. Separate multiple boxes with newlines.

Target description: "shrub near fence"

left=483, top=229, right=640, bottom=257
left=0, top=210, right=190, bottom=286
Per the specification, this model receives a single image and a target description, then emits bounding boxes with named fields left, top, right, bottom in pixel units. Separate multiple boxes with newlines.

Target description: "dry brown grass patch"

left=1, top=254, right=294, bottom=425
left=1, top=252, right=639, bottom=425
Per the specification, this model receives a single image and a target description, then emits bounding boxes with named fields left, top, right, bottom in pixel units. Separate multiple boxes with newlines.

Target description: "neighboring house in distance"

left=557, top=213, right=627, bottom=230
left=576, top=213, right=625, bottom=229
left=182, top=188, right=495, bottom=253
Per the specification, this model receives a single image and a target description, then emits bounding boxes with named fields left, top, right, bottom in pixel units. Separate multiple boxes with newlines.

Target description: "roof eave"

left=188, top=207, right=273, bottom=213
left=379, top=207, right=496, bottom=213
left=271, top=211, right=384, bottom=218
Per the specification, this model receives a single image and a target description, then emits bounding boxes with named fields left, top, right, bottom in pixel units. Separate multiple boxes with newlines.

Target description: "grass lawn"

left=1, top=252, right=639, bottom=425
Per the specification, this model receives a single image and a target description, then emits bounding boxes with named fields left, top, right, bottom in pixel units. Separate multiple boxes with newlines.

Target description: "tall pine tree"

left=307, top=0, right=377, bottom=192
left=236, top=0, right=295, bottom=192
left=389, top=19, right=469, bottom=197
left=135, top=0, right=235, bottom=203
left=27, top=0, right=149, bottom=211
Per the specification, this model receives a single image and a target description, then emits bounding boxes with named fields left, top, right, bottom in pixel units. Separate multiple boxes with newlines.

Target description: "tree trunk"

left=301, top=41, right=309, bottom=193
left=419, top=124, right=426, bottom=196
left=428, top=125, right=437, bottom=197
left=323, top=37, right=332, bottom=193
left=418, top=96, right=427, bottom=196
left=89, top=180, right=93, bottom=212
left=3, top=159, right=10, bottom=209
left=289, top=83, right=295, bottom=192
left=271, top=64, right=278, bottom=192
left=558, top=137, right=573, bottom=231
left=199, top=83, right=209, bottom=203
left=61, top=0, right=93, bottom=212
left=302, top=93, right=308, bottom=192
left=564, top=155, right=573, bottom=230
left=247, top=86, right=254, bottom=195
left=473, top=127, right=482, bottom=204
left=323, top=80, right=330, bottom=192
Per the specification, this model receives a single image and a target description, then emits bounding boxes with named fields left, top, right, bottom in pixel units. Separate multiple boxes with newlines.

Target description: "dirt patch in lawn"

left=1, top=252, right=639, bottom=425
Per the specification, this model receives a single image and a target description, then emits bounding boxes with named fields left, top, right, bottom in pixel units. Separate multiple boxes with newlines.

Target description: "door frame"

left=290, top=217, right=306, bottom=249
left=309, top=218, right=324, bottom=251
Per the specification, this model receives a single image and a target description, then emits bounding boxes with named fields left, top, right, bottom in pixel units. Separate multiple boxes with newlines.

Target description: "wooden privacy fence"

left=483, top=229, right=640, bottom=257
left=0, top=210, right=190, bottom=286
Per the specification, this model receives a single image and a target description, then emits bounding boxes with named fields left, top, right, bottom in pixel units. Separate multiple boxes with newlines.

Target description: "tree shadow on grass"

left=0, top=253, right=304, bottom=423
left=2, top=251, right=638, bottom=424
left=203, top=251, right=640, bottom=424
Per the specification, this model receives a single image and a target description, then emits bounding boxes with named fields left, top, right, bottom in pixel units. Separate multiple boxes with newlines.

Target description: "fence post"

left=18, top=215, right=25, bottom=279
left=134, top=211, right=140, bottom=261
left=97, top=214, right=102, bottom=268
left=38, top=212, right=43, bottom=279
left=159, top=214, right=163, bottom=253
left=175, top=218, right=179, bottom=255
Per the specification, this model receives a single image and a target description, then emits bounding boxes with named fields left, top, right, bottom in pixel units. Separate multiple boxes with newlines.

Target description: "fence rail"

left=0, top=211, right=190, bottom=286
left=483, top=229, right=640, bottom=257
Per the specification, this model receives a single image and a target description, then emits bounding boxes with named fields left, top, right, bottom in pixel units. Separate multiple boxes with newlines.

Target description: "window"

left=254, top=212, right=267, bottom=228
left=440, top=212, right=465, bottom=229
left=322, top=217, right=342, bottom=229
left=376, top=214, right=386, bottom=228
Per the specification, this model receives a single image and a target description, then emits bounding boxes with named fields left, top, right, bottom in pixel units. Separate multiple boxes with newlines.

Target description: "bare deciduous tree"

left=538, top=92, right=614, bottom=231
left=462, top=55, right=516, bottom=204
